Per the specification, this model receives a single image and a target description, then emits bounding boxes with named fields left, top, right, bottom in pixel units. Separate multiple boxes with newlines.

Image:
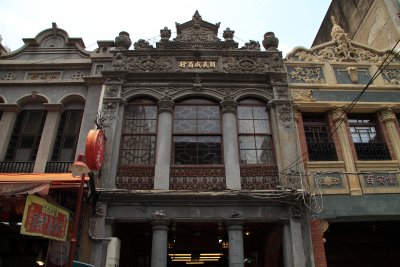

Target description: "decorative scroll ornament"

left=133, top=39, right=153, bottom=50
left=286, top=17, right=399, bottom=64
left=96, top=103, right=117, bottom=129
left=291, top=89, right=315, bottom=102
left=1, top=72, right=16, bottom=80
left=382, top=69, right=400, bottom=85
left=379, top=107, right=396, bottom=122
left=223, top=56, right=270, bottom=73
left=125, top=55, right=172, bottom=72
left=278, top=105, right=292, bottom=128
left=289, top=67, right=324, bottom=83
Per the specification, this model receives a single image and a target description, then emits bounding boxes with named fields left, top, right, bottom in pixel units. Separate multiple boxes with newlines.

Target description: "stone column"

left=226, top=219, right=244, bottom=267
left=90, top=202, right=108, bottom=267
left=33, top=104, right=64, bottom=173
left=330, top=107, right=361, bottom=195
left=0, top=104, right=20, bottom=160
left=151, top=217, right=169, bottom=267
left=379, top=108, right=400, bottom=163
left=282, top=216, right=307, bottom=267
left=154, top=97, right=174, bottom=189
left=220, top=98, right=241, bottom=189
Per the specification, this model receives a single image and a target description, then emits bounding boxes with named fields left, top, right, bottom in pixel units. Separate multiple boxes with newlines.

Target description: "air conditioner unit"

left=106, top=237, right=121, bottom=267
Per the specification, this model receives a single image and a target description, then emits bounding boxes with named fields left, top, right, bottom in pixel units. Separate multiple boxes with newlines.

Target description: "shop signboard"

left=20, top=194, right=69, bottom=241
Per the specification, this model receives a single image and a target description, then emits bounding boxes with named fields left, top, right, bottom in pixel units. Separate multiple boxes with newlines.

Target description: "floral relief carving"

left=289, top=67, right=325, bottom=83
left=291, top=89, right=315, bottom=102
left=240, top=166, right=279, bottom=190
left=1, top=72, right=16, bottom=80
left=106, top=85, right=119, bottom=97
left=277, top=105, right=292, bottom=128
left=112, top=52, right=127, bottom=71
left=116, top=167, right=154, bottom=190
left=275, top=86, right=289, bottom=99
left=170, top=166, right=226, bottom=191
left=286, top=17, right=400, bottom=64
left=97, top=102, right=117, bottom=128
left=222, top=56, right=270, bottom=73
left=382, top=69, right=400, bottom=85
left=71, top=71, right=84, bottom=80
left=125, top=55, right=172, bottom=72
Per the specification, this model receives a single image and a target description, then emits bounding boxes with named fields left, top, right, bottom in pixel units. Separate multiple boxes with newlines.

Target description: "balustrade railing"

left=354, top=142, right=391, bottom=160
left=307, top=142, right=338, bottom=161
left=45, top=161, right=73, bottom=173
left=0, top=161, right=35, bottom=173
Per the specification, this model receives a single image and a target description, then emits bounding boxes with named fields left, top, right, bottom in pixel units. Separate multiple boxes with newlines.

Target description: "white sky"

left=0, top=0, right=331, bottom=56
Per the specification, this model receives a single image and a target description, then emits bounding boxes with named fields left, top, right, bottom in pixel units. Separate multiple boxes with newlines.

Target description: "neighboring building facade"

left=0, top=23, right=103, bottom=267
left=286, top=18, right=400, bottom=267
left=312, top=0, right=400, bottom=52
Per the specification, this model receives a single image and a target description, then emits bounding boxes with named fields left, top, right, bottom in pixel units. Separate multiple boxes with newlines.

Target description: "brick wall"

left=310, top=219, right=328, bottom=267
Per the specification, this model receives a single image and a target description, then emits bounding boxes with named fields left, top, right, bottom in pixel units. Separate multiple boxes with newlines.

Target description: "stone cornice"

left=0, top=103, right=21, bottom=112
left=43, top=103, right=64, bottom=112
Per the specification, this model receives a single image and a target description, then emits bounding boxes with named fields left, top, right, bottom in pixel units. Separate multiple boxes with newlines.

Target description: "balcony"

left=354, top=142, right=391, bottom=160
left=45, top=161, right=73, bottom=173
left=0, top=161, right=35, bottom=173
left=307, top=142, right=338, bottom=161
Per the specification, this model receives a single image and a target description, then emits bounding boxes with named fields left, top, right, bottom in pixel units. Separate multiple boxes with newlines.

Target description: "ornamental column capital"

left=330, top=107, right=346, bottom=122
left=158, top=97, right=175, bottom=113
left=379, top=107, right=396, bottom=122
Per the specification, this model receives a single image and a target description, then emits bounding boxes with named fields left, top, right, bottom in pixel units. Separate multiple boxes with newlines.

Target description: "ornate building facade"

left=0, top=12, right=315, bottom=267
left=88, top=12, right=312, bottom=267
left=287, top=17, right=400, bottom=267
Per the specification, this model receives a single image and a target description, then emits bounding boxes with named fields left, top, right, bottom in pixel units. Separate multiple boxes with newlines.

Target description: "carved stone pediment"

left=156, top=11, right=238, bottom=50
left=286, top=17, right=400, bottom=64
left=174, top=10, right=220, bottom=42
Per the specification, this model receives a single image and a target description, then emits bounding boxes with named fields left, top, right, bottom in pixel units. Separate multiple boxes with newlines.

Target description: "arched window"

left=5, top=110, right=47, bottom=161
left=51, top=109, right=83, bottom=162
left=173, top=99, right=222, bottom=165
left=119, top=99, right=158, bottom=165
left=238, top=99, right=274, bottom=165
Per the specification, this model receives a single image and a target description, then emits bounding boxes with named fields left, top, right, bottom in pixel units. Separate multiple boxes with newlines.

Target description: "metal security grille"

left=119, top=101, right=157, bottom=166
left=348, top=114, right=391, bottom=160
left=303, top=113, right=338, bottom=161
left=173, top=103, right=222, bottom=165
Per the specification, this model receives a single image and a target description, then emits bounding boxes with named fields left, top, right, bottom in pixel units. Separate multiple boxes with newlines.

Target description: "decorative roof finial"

left=330, top=16, right=347, bottom=41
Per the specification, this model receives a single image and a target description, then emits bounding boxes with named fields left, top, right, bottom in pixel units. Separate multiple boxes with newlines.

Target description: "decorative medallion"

left=278, top=105, right=292, bottom=128
left=71, top=71, right=84, bottom=80
left=223, top=56, right=270, bottom=73
left=125, top=55, right=172, bottom=72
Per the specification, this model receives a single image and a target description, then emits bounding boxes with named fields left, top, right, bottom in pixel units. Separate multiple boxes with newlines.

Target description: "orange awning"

left=0, top=173, right=89, bottom=195
left=0, top=173, right=89, bottom=183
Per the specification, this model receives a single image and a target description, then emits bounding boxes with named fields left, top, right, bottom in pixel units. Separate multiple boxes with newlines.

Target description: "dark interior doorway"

left=324, top=220, right=400, bottom=267
left=115, top=222, right=283, bottom=267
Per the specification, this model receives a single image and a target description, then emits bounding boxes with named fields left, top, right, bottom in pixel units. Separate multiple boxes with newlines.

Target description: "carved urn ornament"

left=262, top=32, right=279, bottom=51
left=223, top=27, right=235, bottom=42
left=115, top=31, right=132, bottom=50
left=160, top=27, right=171, bottom=41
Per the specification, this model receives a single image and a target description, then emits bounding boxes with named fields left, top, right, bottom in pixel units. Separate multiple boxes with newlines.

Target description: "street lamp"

left=67, top=154, right=90, bottom=267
